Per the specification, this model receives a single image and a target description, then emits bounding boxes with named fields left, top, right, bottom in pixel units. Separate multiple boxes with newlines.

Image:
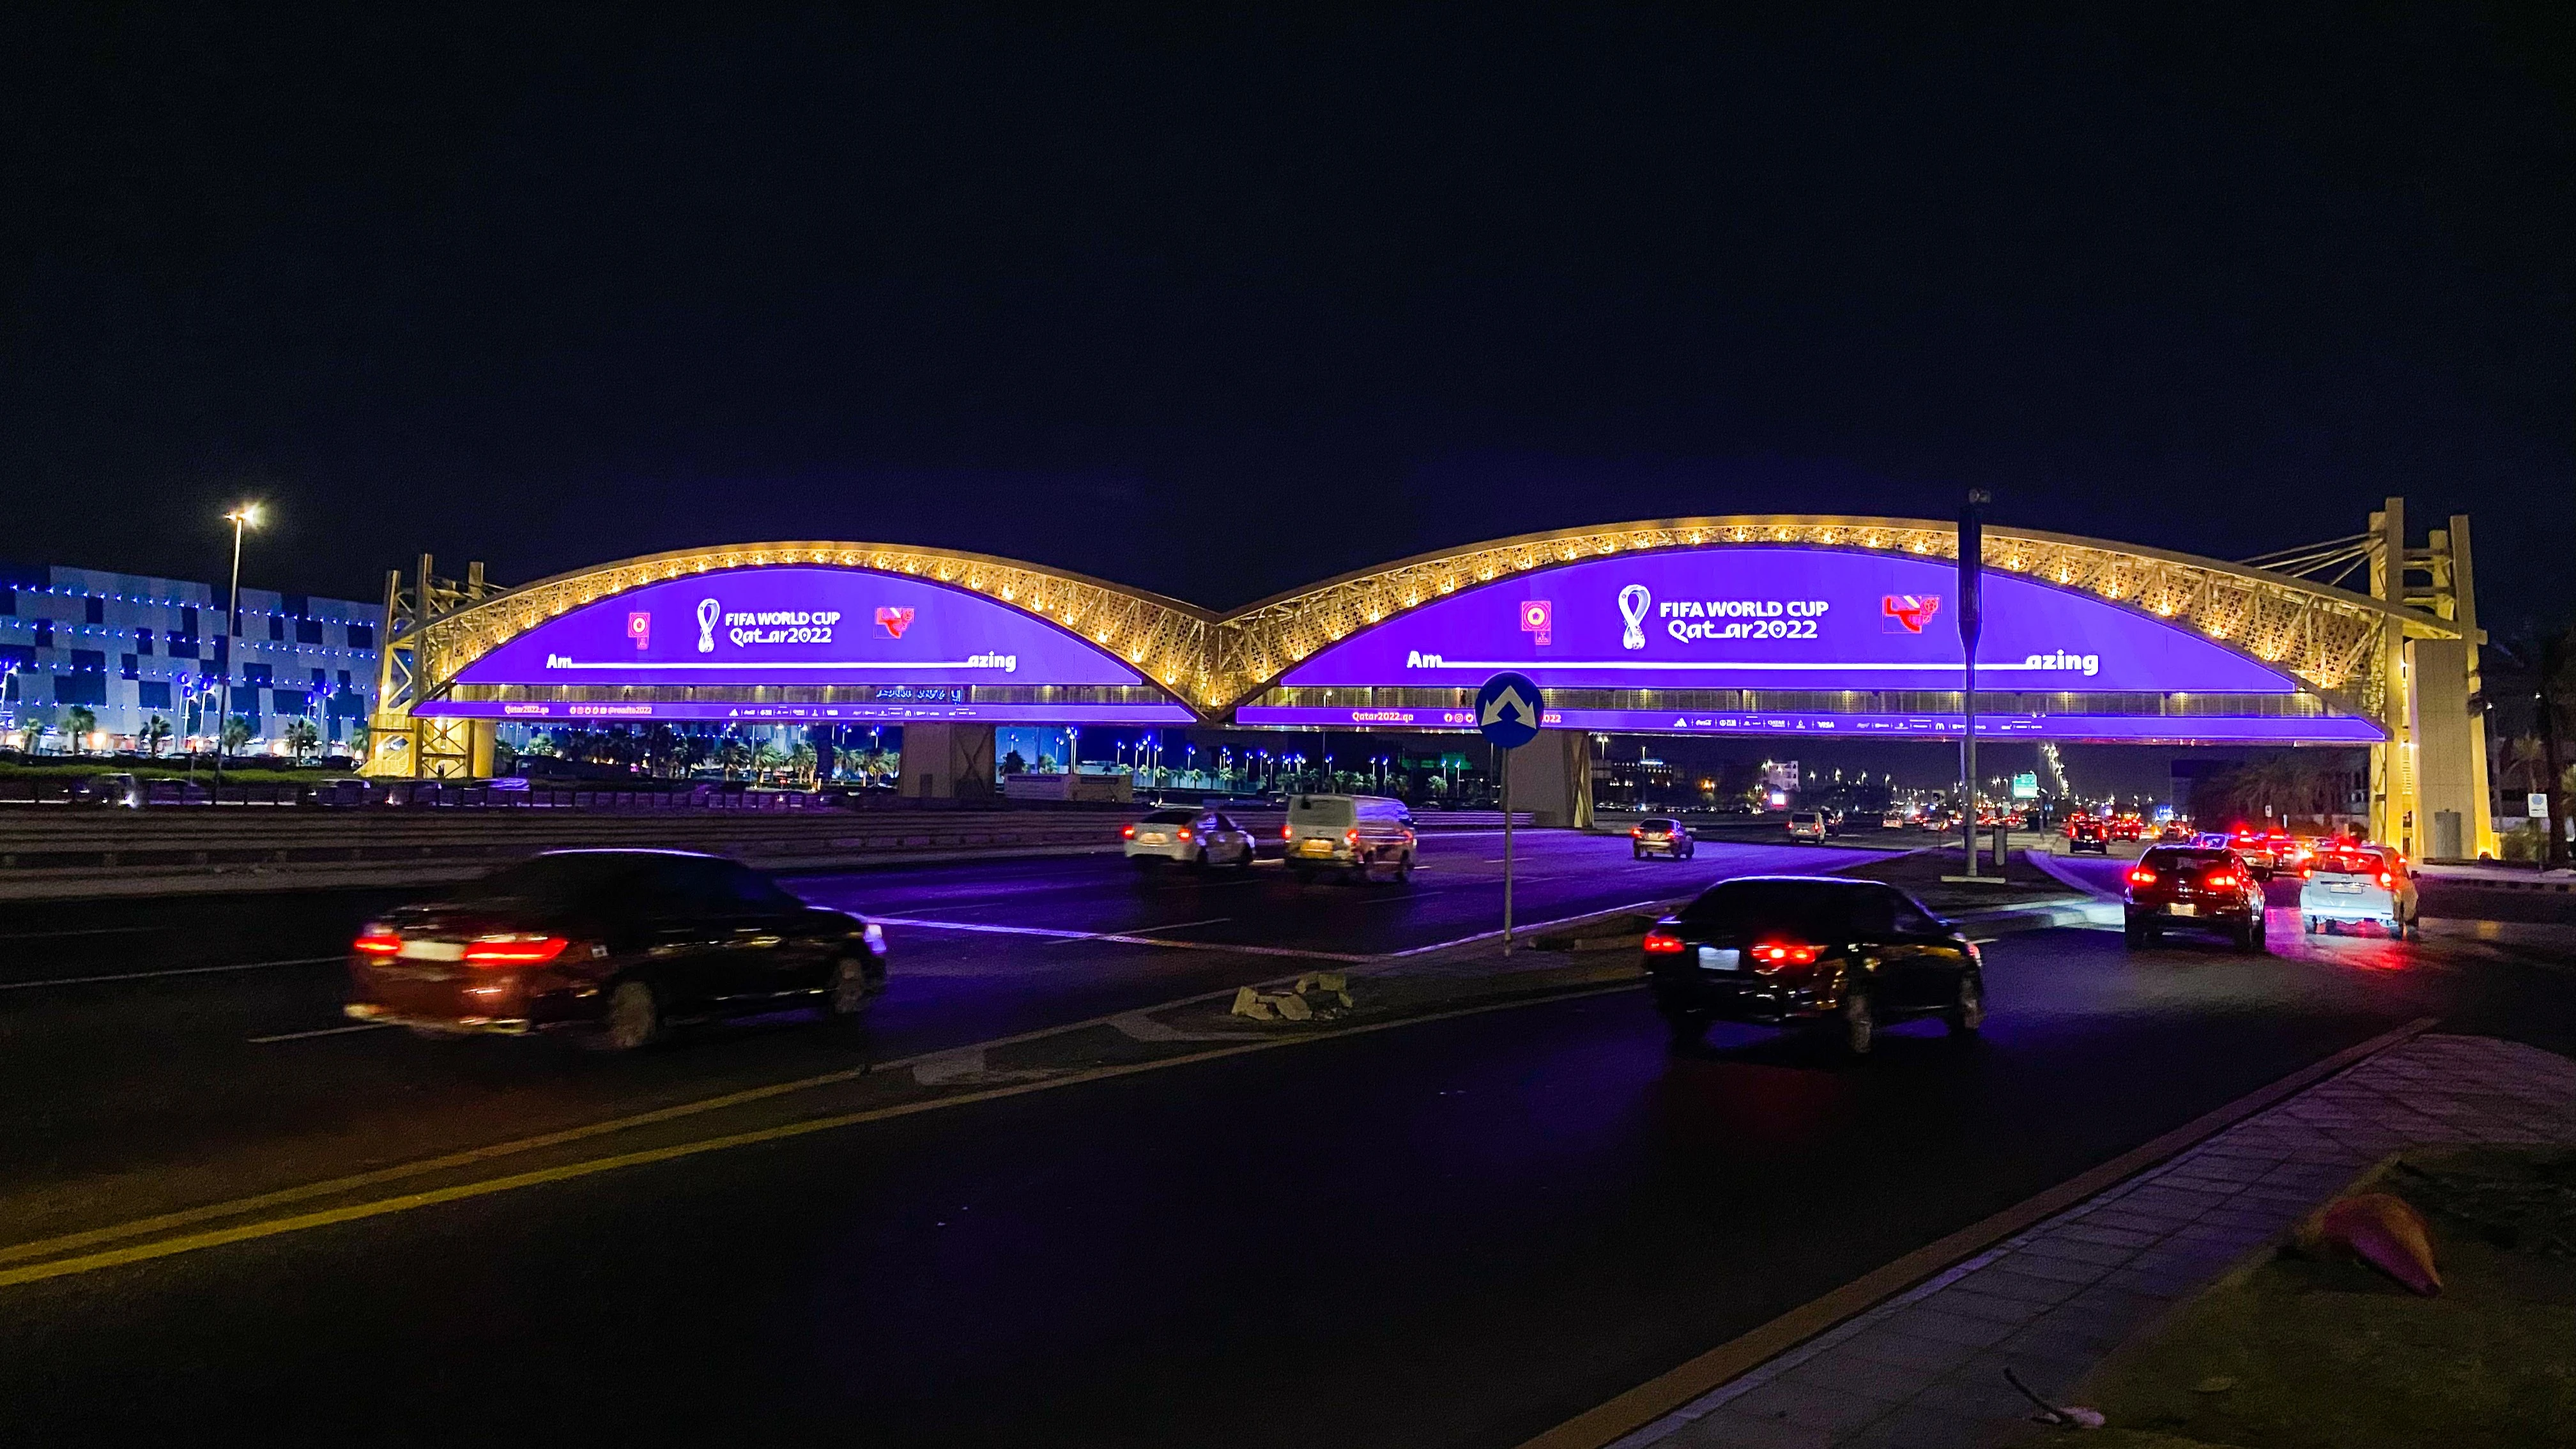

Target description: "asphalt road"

left=0, top=831, right=1881, bottom=1230
left=2, top=831, right=2571, bottom=1446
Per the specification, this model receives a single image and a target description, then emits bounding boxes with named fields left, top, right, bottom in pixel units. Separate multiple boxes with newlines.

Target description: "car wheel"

left=2123, top=922, right=2147, bottom=949
left=1840, top=989, right=1876, bottom=1055
left=1664, top=1012, right=1706, bottom=1048
left=1945, top=972, right=1984, bottom=1035
left=2303, top=916, right=2320, bottom=935
left=1633, top=846, right=1645, bottom=860
left=823, top=952, right=877, bottom=1018
left=602, top=979, right=661, bottom=1052
left=1236, top=841, right=1255, bottom=870
left=2237, top=917, right=2263, bottom=953
left=1192, top=848, right=1210, bottom=872
left=1395, top=853, right=1413, bottom=884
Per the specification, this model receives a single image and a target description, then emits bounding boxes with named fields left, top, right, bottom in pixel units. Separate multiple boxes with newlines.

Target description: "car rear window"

left=2311, top=851, right=2384, bottom=875
left=1641, top=818, right=1678, bottom=829
left=2143, top=848, right=2230, bottom=867
left=453, top=854, right=659, bottom=908
left=1140, top=809, right=1197, bottom=824
left=1680, top=880, right=1894, bottom=937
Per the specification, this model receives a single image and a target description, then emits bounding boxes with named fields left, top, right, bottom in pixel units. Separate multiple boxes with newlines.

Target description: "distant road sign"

left=2012, top=772, right=2038, bottom=801
left=1475, top=672, right=1544, bottom=751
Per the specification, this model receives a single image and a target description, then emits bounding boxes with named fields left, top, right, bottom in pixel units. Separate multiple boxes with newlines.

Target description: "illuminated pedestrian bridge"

left=365, top=507, right=2488, bottom=855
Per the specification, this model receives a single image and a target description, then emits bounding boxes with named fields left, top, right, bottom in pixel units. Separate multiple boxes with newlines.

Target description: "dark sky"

left=6, top=4, right=2570, bottom=622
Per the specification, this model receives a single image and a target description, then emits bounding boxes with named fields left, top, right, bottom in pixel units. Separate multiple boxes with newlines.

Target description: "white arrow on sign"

left=1482, top=687, right=1536, bottom=729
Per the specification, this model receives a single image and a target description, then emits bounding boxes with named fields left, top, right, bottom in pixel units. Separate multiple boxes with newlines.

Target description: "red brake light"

left=1631, top=826, right=1643, bottom=837
left=2378, top=871, right=2393, bottom=888
left=353, top=924, right=401, bottom=956
left=2204, top=872, right=2237, bottom=889
left=1177, top=827, right=1192, bottom=841
left=1641, top=930, right=1686, bottom=954
left=1282, top=825, right=1292, bottom=839
left=2128, top=867, right=2158, bottom=887
left=1346, top=828, right=1360, bottom=844
left=1121, top=824, right=1136, bottom=839
left=462, top=935, right=570, bottom=967
left=1751, top=940, right=1818, bottom=970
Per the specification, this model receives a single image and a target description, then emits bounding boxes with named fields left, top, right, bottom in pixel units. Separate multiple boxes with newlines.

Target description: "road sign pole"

left=1473, top=670, right=1545, bottom=956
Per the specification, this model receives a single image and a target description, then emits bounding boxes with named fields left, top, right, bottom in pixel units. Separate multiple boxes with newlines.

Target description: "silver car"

left=1124, top=807, right=1258, bottom=870
left=2299, top=845, right=2419, bottom=937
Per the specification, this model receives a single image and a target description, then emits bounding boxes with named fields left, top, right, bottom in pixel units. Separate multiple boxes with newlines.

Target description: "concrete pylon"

left=1506, top=730, right=1593, bottom=829
left=897, top=722, right=998, bottom=800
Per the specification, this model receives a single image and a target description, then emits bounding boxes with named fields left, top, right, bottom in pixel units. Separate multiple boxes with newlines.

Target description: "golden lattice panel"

left=404, top=523, right=2452, bottom=724
left=413, top=542, right=1214, bottom=708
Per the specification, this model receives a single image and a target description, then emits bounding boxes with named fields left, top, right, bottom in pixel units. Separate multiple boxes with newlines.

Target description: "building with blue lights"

left=0, top=562, right=379, bottom=753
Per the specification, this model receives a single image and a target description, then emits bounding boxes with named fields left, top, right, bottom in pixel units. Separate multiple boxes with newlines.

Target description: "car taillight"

left=2378, top=871, right=2393, bottom=888
left=2128, top=867, right=2158, bottom=887
left=2204, top=872, right=2237, bottom=889
left=1631, top=826, right=1643, bottom=837
left=1641, top=930, right=1686, bottom=954
left=1346, top=828, right=1360, bottom=845
left=1282, top=825, right=1292, bottom=839
left=1177, top=827, right=1193, bottom=841
left=462, top=935, right=571, bottom=967
left=352, top=924, right=401, bottom=955
left=1121, top=824, right=1136, bottom=839
left=1751, top=941, right=1818, bottom=969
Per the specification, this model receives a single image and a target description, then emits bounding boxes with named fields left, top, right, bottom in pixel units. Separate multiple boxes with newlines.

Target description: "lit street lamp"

left=214, top=502, right=263, bottom=797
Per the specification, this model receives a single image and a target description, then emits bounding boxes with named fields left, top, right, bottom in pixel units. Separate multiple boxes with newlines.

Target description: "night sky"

left=5, top=5, right=2570, bottom=627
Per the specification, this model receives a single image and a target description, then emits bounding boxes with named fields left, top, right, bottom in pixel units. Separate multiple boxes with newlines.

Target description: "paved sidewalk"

left=1606, top=1033, right=2576, bottom=1449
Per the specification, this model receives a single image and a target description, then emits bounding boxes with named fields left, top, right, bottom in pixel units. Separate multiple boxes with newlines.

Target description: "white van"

left=1284, top=793, right=1417, bottom=883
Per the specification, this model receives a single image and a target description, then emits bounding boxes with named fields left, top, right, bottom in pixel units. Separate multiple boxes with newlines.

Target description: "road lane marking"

left=248, top=1022, right=402, bottom=1045
left=1045, top=916, right=1230, bottom=946
left=0, top=956, right=344, bottom=992
left=0, top=926, right=159, bottom=940
left=873, top=915, right=1368, bottom=963
left=1514, top=1015, right=2444, bottom=1449
left=0, top=979, right=1646, bottom=1291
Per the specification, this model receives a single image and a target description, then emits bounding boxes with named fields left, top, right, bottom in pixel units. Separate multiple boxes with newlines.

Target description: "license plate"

left=1299, top=839, right=1333, bottom=856
left=1698, top=947, right=1741, bottom=972
left=2327, top=882, right=2359, bottom=893
left=2166, top=903, right=2198, bottom=917
left=398, top=940, right=465, bottom=961
left=1140, top=832, right=1167, bottom=843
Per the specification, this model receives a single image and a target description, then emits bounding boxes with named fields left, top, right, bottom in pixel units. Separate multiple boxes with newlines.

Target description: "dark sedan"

left=2124, top=846, right=2267, bottom=951
left=1644, top=876, right=1984, bottom=1055
left=1630, top=816, right=1697, bottom=860
left=346, top=849, right=886, bottom=1049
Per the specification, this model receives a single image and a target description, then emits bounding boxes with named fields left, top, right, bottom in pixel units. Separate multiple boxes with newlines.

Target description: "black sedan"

left=347, top=848, right=886, bottom=1049
left=1644, top=876, right=1983, bottom=1055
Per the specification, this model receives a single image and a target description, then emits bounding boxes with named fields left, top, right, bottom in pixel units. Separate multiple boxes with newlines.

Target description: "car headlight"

left=862, top=921, right=886, bottom=953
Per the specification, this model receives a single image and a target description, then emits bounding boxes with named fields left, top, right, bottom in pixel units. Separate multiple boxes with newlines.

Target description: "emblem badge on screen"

left=695, top=598, right=721, bottom=652
left=1617, top=585, right=1652, bottom=649
left=1517, top=600, right=1552, bottom=646
left=875, top=606, right=916, bottom=639
left=1881, top=594, right=1941, bottom=634
left=626, top=612, right=650, bottom=650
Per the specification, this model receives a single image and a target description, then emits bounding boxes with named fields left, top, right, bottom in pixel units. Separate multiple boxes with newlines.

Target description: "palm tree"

left=282, top=717, right=321, bottom=763
left=751, top=739, right=786, bottom=783
left=64, top=705, right=96, bottom=754
left=346, top=717, right=371, bottom=762
left=140, top=714, right=172, bottom=757
left=712, top=734, right=753, bottom=781
left=221, top=715, right=254, bottom=756
left=788, top=740, right=818, bottom=788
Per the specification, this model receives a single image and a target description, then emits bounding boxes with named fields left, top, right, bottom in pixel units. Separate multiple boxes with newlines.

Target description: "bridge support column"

left=898, top=723, right=997, bottom=801
left=1507, top=730, right=1593, bottom=829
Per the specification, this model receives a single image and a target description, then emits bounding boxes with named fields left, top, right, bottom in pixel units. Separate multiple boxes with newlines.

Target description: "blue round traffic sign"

left=1475, top=671, right=1545, bottom=750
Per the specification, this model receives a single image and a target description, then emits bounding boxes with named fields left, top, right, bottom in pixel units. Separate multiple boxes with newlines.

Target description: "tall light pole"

left=215, top=503, right=263, bottom=797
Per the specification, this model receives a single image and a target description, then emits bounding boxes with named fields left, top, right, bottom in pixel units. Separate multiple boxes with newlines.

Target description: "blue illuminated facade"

left=0, top=562, right=379, bottom=751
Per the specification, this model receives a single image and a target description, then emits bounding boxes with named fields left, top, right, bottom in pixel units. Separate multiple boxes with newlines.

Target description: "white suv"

left=1284, top=793, right=1416, bottom=884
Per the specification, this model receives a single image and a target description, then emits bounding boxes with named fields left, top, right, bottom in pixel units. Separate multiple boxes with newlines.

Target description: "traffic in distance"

left=316, top=790, right=2431, bottom=1059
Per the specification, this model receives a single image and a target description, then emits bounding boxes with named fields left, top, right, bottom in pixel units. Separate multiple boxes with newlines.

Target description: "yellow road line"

left=0, top=983, right=1643, bottom=1291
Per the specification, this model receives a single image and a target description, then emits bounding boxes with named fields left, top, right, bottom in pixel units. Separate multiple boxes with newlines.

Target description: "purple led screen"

left=417, top=698, right=1195, bottom=724
left=1232, top=704, right=2382, bottom=745
left=1278, top=548, right=2303, bottom=695
left=450, top=567, right=1149, bottom=689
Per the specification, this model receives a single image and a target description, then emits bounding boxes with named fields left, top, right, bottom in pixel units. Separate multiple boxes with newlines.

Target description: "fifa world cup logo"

left=1618, top=585, right=1652, bottom=650
left=696, top=598, right=721, bottom=653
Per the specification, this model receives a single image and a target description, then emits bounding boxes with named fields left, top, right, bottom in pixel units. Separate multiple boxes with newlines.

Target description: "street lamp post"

left=214, top=503, right=262, bottom=799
